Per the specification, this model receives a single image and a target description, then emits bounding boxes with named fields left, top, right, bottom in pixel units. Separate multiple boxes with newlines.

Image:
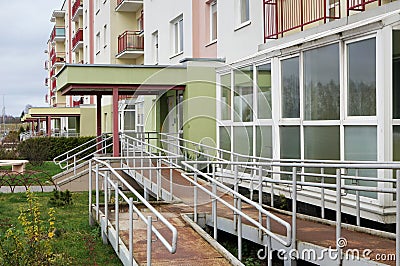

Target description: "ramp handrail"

left=181, top=161, right=292, bottom=248
left=89, top=158, right=178, bottom=265
left=53, top=134, right=112, bottom=171
left=184, top=160, right=400, bottom=265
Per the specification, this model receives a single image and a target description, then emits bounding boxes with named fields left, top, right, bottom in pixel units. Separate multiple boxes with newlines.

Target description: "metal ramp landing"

left=116, top=204, right=230, bottom=265
left=89, top=158, right=233, bottom=266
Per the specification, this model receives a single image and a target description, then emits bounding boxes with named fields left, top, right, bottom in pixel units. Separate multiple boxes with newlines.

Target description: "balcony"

left=116, top=0, right=143, bottom=12
left=72, top=0, right=83, bottom=21
left=116, top=31, right=144, bottom=59
left=51, top=79, right=57, bottom=90
left=50, top=10, right=65, bottom=23
left=264, top=0, right=341, bottom=40
left=51, top=52, right=66, bottom=67
left=72, top=29, right=83, bottom=51
left=50, top=27, right=66, bottom=42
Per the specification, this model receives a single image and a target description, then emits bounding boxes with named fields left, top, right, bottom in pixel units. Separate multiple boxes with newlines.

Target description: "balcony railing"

left=347, top=0, right=382, bottom=15
left=264, top=0, right=341, bottom=40
left=72, top=0, right=82, bottom=18
left=50, top=27, right=65, bottom=42
left=51, top=79, right=57, bottom=90
left=117, top=31, right=144, bottom=53
left=72, top=28, right=83, bottom=49
left=50, top=69, right=55, bottom=78
left=51, top=52, right=66, bottom=66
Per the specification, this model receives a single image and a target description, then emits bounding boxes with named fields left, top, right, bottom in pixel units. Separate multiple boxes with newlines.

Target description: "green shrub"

left=48, top=190, right=73, bottom=207
left=17, top=136, right=96, bottom=164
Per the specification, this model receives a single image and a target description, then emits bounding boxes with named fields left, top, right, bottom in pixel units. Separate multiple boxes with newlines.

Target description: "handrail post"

left=355, top=169, right=361, bottom=226
left=237, top=197, right=242, bottom=261
left=321, top=167, right=325, bottom=219
left=89, top=160, right=94, bottom=226
left=234, top=164, right=238, bottom=231
left=103, top=169, right=109, bottom=244
left=73, top=155, right=77, bottom=176
left=194, top=164, right=198, bottom=223
left=212, top=164, right=217, bottom=240
left=129, top=197, right=134, bottom=266
left=157, top=154, right=161, bottom=201
left=336, top=168, right=342, bottom=265
left=115, top=182, right=119, bottom=254
left=292, top=167, right=297, bottom=252
left=147, top=216, right=152, bottom=266
left=396, top=170, right=400, bottom=266
left=258, top=166, right=263, bottom=241
left=169, top=160, right=173, bottom=202
left=96, top=163, right=100, bottom=221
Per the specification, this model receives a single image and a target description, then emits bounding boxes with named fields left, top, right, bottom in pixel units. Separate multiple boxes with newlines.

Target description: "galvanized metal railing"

left=53, top=134, right=113, bottom=174
left=89, top=158, right=178, bottom=266
left=184, top=160, right=400, bottom=265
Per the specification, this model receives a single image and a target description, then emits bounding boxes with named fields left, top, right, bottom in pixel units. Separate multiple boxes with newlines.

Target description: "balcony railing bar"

left=117, top=30, right=144, bottom=54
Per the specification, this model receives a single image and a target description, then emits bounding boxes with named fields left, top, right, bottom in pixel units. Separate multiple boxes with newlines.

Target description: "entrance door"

left=166, top=96, right=178, bottom=153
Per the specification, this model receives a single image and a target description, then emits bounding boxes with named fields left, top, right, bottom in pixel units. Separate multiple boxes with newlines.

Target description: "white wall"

left=217, top=0, right=264, bottom=64
left=93, top=0, right=112, bottom=63
left=144, top=0, right=193, bottom=65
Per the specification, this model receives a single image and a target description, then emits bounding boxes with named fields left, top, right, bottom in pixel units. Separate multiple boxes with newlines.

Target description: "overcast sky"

left=0, top=0, right=61, bottom=116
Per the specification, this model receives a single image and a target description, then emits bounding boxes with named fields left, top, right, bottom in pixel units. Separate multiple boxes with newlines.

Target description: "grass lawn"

left=0, top=191, right=122, bottom=265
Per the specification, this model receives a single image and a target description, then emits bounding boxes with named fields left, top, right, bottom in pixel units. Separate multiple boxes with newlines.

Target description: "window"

left=234, top=66, right=253, bottom=122
left=281, top=57, right=300, bottom=118
left=219, top=126, right=231, bottom=160
left=304, top=44, right=340, bottom=120
left=210, top=1, right=217, bottom=41
left=233, top=126, right=253, bottom=157
left=240, top=0, right=250, bottom=24
left=220, top=74, right=231, bottom=120
left=96, top=32, right=100, bottom=54
left=103, top=25, right=107, bottom=48
left=152, top=31, right=159, bottom=64
left=256, top=126, right=272, bottom=158
left=138, top=11, right=144, bottom=32
left=172, top=16, right=184, bottom=54
left=95, top=0, right=100, bottom=12
left=347, top=38, right=376, bottom=116
left=257, top=64, right=272, bottom=119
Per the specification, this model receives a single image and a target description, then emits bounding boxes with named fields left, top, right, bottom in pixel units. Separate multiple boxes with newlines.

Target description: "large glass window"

left=240, top=0, right=250, bottom=23
left=221, top=74, right=231, bottom=120
left=304, top=44, right=340, bottom=120
left=257, top=64, right=272, bottom=119
left=281, top=57, right=300, bottom=118
left=210, top=1, right=217, bottom=41
left=234, top=66, right=253, bottom=122
left=344, top=126, right=377, bottom=198
left=347, top=38, right=376, bottom=116
left=233, top=126, right=253, bottom=157
left=173, top=16, right=184, bottom=54
left=124, top=105, right=136, bottom=130
left=219, top=126, right=231, bottom=160
left=304, top=126, right=340, bottom=160
left=280, top=126, right=300, bottom=159
left=394, top=58, right=400, bottom=118
left=256, top=126, right=272, bottom=158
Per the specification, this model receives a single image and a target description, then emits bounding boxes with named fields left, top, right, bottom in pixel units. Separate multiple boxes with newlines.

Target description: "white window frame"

left=96, top=32, right=100, bottom=54
left=103, top=24, right=107, bottom=48
left=239, top=0, right=250, bottom=24
left=171, top=15, right=184, bottom=56
left=210, top=1, right=217, bottom=42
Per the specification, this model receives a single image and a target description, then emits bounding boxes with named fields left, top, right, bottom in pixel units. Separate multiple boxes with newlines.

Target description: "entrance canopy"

left=56, top=64, right=187, bottom=96
left=24, top=107, right=80, bottom=118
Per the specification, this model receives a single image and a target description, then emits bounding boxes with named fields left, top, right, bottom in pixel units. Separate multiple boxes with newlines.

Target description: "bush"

left=48, top=190, right=73, bottom=207
left=17, top=136, right=96, bottom=165
left=0, top=190, right=70, bottom=265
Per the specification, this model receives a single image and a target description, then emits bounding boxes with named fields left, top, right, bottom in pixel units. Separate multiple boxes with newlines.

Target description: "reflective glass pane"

left=124, top=111, right=135, bottom=130
left=348, top=38, right=376, bottom=116
left=219, top=126, right=231, bottom=160
left=256, top=126, right=272, bottom=158
left=304, top=126, right=339, bottom=182
left=393, top=58, right=400, bottom=118
left=304, top=44, right=340, bottom=120
left=257, top=64, right=272, bottom=119
left=234, top=66, right=253, bottom=122
left=281, top=57, right=300, bottom=118
left=280, top=126, right=300, bottom=159
left=233, top=126, right=253, bottom=157
left=221, top=74, right=231, bottom=120
left=344, top=126, right=377, bottom=199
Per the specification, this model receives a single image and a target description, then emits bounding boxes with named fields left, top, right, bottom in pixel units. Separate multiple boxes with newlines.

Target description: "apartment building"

left=215, top=0, right=400, bottom=222
left=22, top=0, right=400, bottom=222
